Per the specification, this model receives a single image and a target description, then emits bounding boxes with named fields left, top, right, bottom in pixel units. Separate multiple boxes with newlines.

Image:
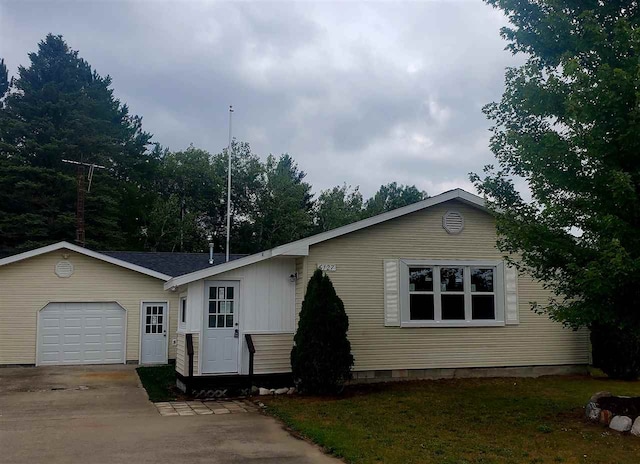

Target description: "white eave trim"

left=0, top=241, right=172, bottom=281
left=164, top=188, right=487, bottom=289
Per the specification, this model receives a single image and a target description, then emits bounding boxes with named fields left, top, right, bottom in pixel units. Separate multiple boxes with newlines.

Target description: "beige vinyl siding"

left=251, top=333, right=294, bottom=374
left=176, top=334, right=186, bottom=375
left=0, top=250, right=178, bottom=364
left=297, top=199, right=590, bottom=371
left=175, top=332, right=199, bottom=375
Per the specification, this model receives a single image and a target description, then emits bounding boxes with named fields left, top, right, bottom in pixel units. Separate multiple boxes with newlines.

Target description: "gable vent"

left=443, top=211, right=464, bottom=235
left=55, top=260, right=74, bottom=278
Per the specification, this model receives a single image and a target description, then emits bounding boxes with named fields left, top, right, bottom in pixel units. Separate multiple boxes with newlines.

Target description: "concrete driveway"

left=0, top=365, right=340, bottom=464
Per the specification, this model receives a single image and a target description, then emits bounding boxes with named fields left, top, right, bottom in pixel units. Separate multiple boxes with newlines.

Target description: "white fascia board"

left=164, top=250, right=275, bottom=290
left=0, top=241, right=172, bottom=281
left=163, top=188, right=488, bottom=289
left=277, top=245, right=309, bottom=256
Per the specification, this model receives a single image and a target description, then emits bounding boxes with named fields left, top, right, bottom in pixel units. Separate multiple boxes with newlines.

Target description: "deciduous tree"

left=472, top=1, right=640, bottom=379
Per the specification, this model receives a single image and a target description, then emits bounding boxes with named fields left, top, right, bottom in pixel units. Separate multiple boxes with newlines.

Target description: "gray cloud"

left=0, top=0, right=521, bottom=198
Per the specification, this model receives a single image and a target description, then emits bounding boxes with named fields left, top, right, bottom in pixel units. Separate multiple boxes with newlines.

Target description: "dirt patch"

left=598, top=396, right=640, bottom=420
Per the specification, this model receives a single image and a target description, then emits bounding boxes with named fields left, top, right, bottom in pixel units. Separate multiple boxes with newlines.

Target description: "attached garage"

left=0, top=241, right=237, bottom=367
left=37, top=302, right=126, bottom=366
left=0, top=242, right=177, bottom=367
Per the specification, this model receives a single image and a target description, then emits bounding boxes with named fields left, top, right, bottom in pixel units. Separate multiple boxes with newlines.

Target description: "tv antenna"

left=62, top=158, right=107, bottom=247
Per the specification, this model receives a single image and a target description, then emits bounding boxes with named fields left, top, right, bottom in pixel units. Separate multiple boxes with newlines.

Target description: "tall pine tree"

left=0, top=34, right=156, bottom=253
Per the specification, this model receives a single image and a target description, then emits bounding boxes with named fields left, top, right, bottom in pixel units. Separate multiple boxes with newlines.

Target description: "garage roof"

left=0, top=241, right=247, bottom=280
left=101, top=251, right=247, bottom=277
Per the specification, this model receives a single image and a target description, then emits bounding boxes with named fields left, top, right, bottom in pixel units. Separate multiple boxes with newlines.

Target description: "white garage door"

left=38, top=302, right=126, bottom=365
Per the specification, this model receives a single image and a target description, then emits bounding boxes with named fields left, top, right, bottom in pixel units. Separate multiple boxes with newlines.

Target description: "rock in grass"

left=610, top=415, right=633, bottom=432
left=585, top=402, right=601, bottom=421
left=599, top=409, right=613, bottom=425
left=274, top=388, right=289, bottom=395
left=631, top=417, right=640, bottom=437
left=258, top=387, right=271, bottom=396
left=287, top=387, right=296, bottom=395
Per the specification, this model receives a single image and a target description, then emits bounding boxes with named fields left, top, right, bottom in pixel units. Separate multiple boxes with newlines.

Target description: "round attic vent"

left=55, top=260, right=74, bottom=278
left=443, top=211, right=464, bottom=235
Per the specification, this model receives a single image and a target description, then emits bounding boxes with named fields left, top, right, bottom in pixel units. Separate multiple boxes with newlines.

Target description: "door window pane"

left=442, top=295, right=465, bottom=319
left=208, top=315, right=216, bottom=328
left=226, top=287, right=234, bottom=300
left=209, top=301, right=216, bottom=314
left=217, top=315, right=225, bottom=327
left=209, top=287, right=216, bottom=299
left=218, top=287, right=225, bottom=299
left=410, top=294, right=434, bottom=320
left=471, top=268, right=494, bottom=292
left=472, top=295, right=495, bottom=319
left=226, top=315, right=233, bottom=327
left=440, top=268, right=464, bottom=292
left=409, top=268, right=433, bottom=291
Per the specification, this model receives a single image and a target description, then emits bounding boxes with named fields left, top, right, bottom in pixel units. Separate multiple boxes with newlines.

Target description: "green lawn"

left=264, top=376, right=640, bottom=464
left=136, top=365, right=178, bottom=402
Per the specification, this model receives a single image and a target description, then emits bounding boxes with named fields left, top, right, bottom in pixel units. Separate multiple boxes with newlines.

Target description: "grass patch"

left=264, top=376, right=640, bottom=464
left=136, top=365, right=177, bottom=402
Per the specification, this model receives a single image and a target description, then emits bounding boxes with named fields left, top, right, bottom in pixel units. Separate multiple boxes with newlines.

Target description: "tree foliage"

left=363, top=182, right=428, bottom=218
left=314, top=184, right=364, bottom=233
left=0, top=58, right=9, bottom=99
left=291, top=269, right=354, bottom=394
left=314, top=182, right=428, bottom=233
left=472, top=1, right=640, bottom=378
left=242, top=154, right=313, bottom=253
left=0, top=34, right=156, bottom=252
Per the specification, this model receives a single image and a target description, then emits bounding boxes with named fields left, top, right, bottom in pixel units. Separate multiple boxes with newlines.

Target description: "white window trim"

left=177, top=293, right=187, bottom=333
left=399, top=259, right=506, bottom=328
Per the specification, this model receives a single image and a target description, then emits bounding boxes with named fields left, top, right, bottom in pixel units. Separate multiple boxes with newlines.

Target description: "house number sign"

left=317, top=264, right=337, bottom=272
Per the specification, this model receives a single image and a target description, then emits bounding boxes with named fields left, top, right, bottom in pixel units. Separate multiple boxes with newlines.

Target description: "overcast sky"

left=1, top=0, right=520, bottom=198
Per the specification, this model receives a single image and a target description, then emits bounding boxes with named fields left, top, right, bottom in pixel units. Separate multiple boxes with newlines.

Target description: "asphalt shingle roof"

left=101, top=251, right=247, bottom=277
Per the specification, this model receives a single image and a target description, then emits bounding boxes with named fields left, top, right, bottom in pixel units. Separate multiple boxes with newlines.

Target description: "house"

left=0, top=242, right=244, bottom=367
left=0, top=189, right=590, bottom=389
left=165, top=189, right=590, bottom=389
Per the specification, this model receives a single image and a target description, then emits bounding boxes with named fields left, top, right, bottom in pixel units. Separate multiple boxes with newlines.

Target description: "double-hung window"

left=401, top=260, right=505, bottom=327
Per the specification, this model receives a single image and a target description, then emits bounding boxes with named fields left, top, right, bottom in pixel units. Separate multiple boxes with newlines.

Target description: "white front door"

left=140, top=302, right=168, bottom=364
left=202, top=282, right=239, bottom=374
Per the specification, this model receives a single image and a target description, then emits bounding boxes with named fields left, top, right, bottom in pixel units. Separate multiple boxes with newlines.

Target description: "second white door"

left=202, top=282, right=239, bottom=374
left=140, top=302, right=168, bottom=364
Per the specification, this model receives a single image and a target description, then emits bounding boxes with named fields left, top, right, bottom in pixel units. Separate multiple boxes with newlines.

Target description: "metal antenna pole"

left=76, top=165, right=86, bottom=247
left=226, top=105, right=234, bottom=263
left=62, top=159, right=107, bottom=248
